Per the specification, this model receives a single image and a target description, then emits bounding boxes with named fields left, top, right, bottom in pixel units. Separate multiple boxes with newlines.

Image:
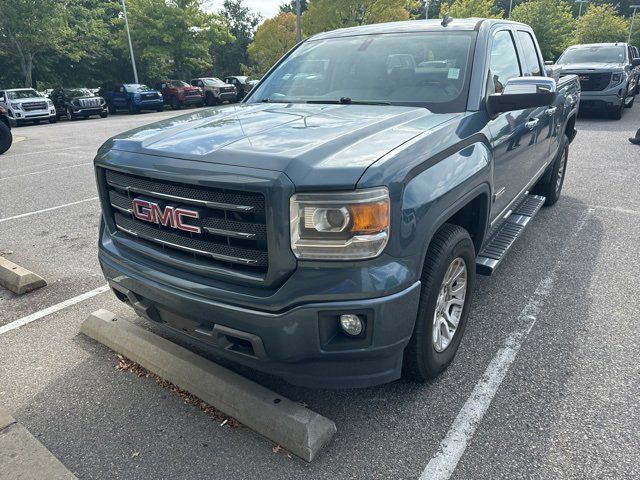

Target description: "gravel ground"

left=0, top=105, right=638, bottom=479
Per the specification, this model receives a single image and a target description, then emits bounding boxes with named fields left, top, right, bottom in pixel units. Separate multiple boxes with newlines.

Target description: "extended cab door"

left=113, top=85, right=127, bottom=107
left=486, top=28, right=539, bottom=219
left=515, top=29, right=556, bottom=176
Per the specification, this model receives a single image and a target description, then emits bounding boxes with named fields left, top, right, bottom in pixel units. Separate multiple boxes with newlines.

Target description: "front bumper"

left=218, top=92, right=237, bottom=103
left=579, top=86, right=629, bottom=110
left=181, top=95, right=204, bottom=105
left=135, top=99, right=163, bottom=110
left=99, top=223, right=421, bottom=388
left=71, top=106, right=107, bottom=116
left=10, top=108, right=56, bottom=121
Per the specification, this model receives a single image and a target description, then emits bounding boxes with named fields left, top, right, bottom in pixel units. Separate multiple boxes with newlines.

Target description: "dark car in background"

left=102, top=84, right=164, bottom=114
left=155, top=80, right=204, bottom=110
left=0, top=105, right=13, bottom=154
left=190, top=78, right=237, bottom=105
left=223, top=76, right=258, bottom=101
left=49, top=87, right=108, bottom=121
left=553, top=42, right=640, bottom=119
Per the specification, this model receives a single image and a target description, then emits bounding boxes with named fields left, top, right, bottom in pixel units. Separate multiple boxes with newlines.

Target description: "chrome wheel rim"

left=433, top=257, right=467, bottom=353
left=556, top=149, right=567, bottom=193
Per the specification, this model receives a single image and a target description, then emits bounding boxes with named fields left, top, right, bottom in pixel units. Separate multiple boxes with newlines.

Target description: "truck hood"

left=103, top=103, right=459, bottom=188
left=556, top=62, right=624, bottom=72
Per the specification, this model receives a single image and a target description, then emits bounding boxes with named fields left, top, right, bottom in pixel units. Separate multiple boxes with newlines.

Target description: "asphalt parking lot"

left=1, top=107, right=639, bottom=479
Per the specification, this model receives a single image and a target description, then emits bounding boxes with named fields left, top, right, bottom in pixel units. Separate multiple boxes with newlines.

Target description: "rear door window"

left=517, top=31, right=542, bottom=76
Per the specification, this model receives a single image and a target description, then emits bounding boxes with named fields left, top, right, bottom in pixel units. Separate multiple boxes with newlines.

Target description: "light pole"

left=295, top=0, right=302, bottom=43
left=424, top=0, right=430, bottom=19
left=576, top=0, right=588, bottom=19
left=629, top=5, right=640, bottom=43
left=121, top=0, right=139, bottom=83
left=508, top=0, right=514, bottom=19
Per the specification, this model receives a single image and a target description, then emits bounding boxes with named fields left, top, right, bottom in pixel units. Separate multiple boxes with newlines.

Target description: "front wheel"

left=170, top=96, right=181, bottom=110
left=0, top=121, right=12, bottom=154
left=533, top=134, right=568, bottom=206
left=610, top=102, right=624, bottom=120
left=99, top=112, right=108, bottom=118
left=403, top=224, right=475, bottom=381
left=66, top=107, right=75, bottom=121
left=108, top=104, right=116, bottom=115
left=48, top=116, right=57, bottom=124
left=128, top=102, right=138, bottom=114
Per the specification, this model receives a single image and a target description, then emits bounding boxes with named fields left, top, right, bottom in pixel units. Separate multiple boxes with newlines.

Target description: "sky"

left=205, top=1, right=282, bottom=20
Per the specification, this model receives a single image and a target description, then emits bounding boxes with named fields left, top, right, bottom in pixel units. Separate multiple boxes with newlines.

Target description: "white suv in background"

left=0, top=88, right=57, bottom=126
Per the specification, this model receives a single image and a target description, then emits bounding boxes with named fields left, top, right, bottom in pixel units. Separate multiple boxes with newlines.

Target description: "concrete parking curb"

left=80, top=309, right=337, bottom=462
left=0, top=257, right=46, bottom=295
left=0, top=408, right=77, bottom=480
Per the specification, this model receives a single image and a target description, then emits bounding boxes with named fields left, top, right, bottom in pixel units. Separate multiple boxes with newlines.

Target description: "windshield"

left=7, top=89, right=41, bottom=100
left=124, top=84, right=152, bottom=93
left=558, top=46, right=626, bottom=64
left=246, top=31, right=476, bottom=112
left=203, top=78, right=224, bottom=86
left=169, top=80, right=190, bottom=88
left=64, top=88, right=93, bottom=97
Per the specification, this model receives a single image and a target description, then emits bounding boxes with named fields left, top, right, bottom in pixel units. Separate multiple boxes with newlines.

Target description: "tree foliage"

left=216, top=0, right=261, bottom=76
left=511, top=0, right=575, bottom=61
left=125, top=0, right=230, bottom=82
left=576, top=4, right=629, bottom=44
left=439, top=0, right=502, bottom=18
left=246, top=13, right=297, bottom=77
left=280, top=0, right=309, bottom=14
left=303, top=0, right=416, bottom=36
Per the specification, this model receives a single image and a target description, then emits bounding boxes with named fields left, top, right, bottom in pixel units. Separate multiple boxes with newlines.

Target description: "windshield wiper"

left=260, top=98, right=292, bottom=103
left=306, top=97, right=391, bottom=106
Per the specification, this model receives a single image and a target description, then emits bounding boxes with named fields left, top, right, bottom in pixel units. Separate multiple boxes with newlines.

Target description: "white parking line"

left=0, top=197, right=99, bottom=223
left=0, top=285, right=109, bottom=336
left=1, top=146, right=78, bottom=158
left=419, top=209, right=593, bottom=480
left=0, top=162, right=92, bottom=181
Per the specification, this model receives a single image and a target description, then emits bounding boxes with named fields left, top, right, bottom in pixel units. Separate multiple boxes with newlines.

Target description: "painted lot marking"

left=0, top=197, right=99, bottom=223
left=1, top=146, right=78, bottom=158
left=420, top=209, right=593, bottom=480
left=0, top=162, right=92, bottom=181
left=0, top=285, right=109, bottom=336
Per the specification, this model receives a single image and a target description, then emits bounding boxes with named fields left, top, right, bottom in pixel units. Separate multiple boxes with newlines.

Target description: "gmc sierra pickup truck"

left=95, top=19, right=580, bottom=388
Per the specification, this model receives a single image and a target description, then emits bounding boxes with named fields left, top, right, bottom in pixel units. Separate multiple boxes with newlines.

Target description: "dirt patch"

left=115, top=354, right=242, bottom=428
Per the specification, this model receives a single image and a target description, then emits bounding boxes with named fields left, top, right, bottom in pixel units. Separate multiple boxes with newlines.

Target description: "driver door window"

left=489, top=30, right=521, bottom=93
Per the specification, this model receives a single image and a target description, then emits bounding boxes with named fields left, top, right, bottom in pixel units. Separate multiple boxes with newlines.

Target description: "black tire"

left=49, top=116, right=57, bottom=124
left=100, top=112, right=108, bottom=118
left=66, top=107, right=75, bottom=121
left=170, top=96, right=181, bottom=110
left=128, top=102, right=138, bottom=114
left=0, top=121, right=12, bottom=155
left=108, top=104, right=116, bottom=115
left=533, top=134, right=568, bottom=206
left=205, top=92, right=215, bottom=106
left=403, top=224, right=476, bottom=381
left=156, top=106, right=164, bottom=112
left=610, top=102, right=624, bottom=120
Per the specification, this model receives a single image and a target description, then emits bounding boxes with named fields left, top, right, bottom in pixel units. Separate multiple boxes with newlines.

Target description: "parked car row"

left=0, top=75, right=261, bottom=130
left=548, top=42, right=640, bottom=120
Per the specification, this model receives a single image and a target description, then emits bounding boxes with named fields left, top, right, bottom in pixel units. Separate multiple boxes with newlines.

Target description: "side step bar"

left=476, top=194, right=546, bottom=276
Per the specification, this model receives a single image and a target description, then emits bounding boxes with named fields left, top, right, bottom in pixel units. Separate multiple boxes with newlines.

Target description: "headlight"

left=611, top=72, right=623, bottom=84
left=47, top=100, right=54, bottom=107
left=11, top=103, right=22, bottom=110
left=290, top=187, right=390, bottom=260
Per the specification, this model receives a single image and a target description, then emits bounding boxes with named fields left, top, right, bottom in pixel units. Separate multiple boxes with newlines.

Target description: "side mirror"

left=632, top=58, right=640, bottom=67
left=487, top=77, right=557, bottom=116
left=544, top=60, right=554, bottom=66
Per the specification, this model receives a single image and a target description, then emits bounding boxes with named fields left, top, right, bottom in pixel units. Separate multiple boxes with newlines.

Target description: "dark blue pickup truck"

left=103, top=84, right=164, bottom=114
left=95, top=19, right=580, bottom=388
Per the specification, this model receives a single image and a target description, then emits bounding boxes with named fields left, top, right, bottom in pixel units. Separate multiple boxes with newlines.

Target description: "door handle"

left=525, top=118, right=539, bottom=130
left=545, top=107, right=557, bottom=116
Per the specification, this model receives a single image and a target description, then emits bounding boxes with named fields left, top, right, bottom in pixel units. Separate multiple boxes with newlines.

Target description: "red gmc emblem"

left=132, top=198, right=201, bottom=234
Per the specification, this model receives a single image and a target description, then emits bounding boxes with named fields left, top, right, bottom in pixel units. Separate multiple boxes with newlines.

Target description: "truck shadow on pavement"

left=15, top=197, right=603, bottom=479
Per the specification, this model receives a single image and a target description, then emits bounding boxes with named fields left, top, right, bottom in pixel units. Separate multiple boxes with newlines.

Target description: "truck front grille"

left=22, top=101, right=47, bottom=111
left=79, top=98, right=101, bottom=108
left=570, top=72, right=612, bottom=91
left=103, top=169, right=269, bottom=273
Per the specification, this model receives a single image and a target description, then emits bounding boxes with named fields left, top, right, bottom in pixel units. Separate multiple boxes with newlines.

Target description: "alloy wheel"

left=432, top=257, right=468, bottom=353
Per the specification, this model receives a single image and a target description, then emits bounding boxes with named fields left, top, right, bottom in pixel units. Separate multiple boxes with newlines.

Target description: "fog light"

left=339, top=314, right=363, bottom=336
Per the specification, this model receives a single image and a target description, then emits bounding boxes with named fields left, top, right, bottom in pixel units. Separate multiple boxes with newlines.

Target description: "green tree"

left=217, top=0, right=261, bottom=76
left=0, top=0, right=69, bottom=86
left=303, top=0, right=417, bottom=36
left=125, top=0, right=230, bottom=81
left=511, top=0, right=575, bottom=61
left=439, top=0, right=502, bottom=18
left=280, top=0, right=309, bottom=14
left=576, top=4, right=628, bottom=44
left=246, top=13, right=297, bottom=77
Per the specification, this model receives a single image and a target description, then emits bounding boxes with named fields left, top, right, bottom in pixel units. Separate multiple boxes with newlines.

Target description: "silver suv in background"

left=551, top=43, right=640, bottom=119
left=0, top=88, right=58, bottom=126
left=190, top=78, right=237, bottom=106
